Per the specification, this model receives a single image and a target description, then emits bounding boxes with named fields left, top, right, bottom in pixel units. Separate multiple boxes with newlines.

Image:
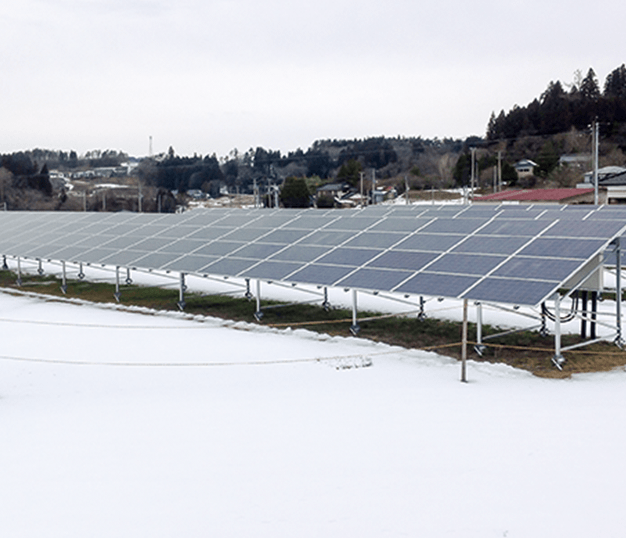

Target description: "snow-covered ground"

left=2, top=278, right=626, bottom=537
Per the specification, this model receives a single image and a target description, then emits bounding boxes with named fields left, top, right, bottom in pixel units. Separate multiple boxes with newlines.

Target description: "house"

left=474, top=188, right=605, bottom=204
left=514, top=159, right=538, bottom=179
left=559, top=154, right=591, bottom=168
left=315, top=182, right=353, bottom=205
left=593, top=170, right=626, bottom=203
left=582, top=166, right=626, bottom=184
left=316, top=182, right=351, bottom=197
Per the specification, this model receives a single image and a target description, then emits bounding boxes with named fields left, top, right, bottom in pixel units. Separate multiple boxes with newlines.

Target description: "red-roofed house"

left=474, top=188, right=605, bottom=204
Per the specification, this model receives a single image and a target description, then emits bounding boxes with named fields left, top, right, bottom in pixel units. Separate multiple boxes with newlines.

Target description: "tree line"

left=487, top=65, right=626, bottom=144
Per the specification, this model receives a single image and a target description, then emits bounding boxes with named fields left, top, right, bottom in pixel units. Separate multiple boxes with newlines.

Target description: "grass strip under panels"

left=1, top=269, right=625, bottom=379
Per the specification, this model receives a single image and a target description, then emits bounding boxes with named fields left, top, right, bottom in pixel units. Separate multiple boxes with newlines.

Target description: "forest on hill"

left=487, top=65, right=626, bottom=143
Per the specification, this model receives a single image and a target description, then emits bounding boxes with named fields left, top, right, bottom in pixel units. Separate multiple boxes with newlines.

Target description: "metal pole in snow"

left=114, top=266, right=121, bottom=302
left=61, top=261, right=67, bottom=294
left=178, top=272, right=186, bottom=310
left=552, top=294, right=564, bottom=369
left=461, top=298, right=468, bottom=382
left=616, top=238, right=623, bottom=346
left=350, top=289, right=360, bottom=335
left=254, top=279, right=263, bottom=321
left=475, top=302, right=485, bottom=356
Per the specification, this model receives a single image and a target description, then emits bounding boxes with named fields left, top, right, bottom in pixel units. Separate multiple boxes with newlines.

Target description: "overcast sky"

left=2, top=0, right=625, bottom=158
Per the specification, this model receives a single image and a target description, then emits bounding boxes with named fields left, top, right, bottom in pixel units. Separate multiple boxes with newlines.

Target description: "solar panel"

left=268, top=245, right=328, bottom=262
left=99, top=250, right=147, bottom=267
left=420, top=219, right=486, bottom=234
left=426, top=253, right=507, bottom=276
left=46, top=245, right=95, bottom=262
left=297, top=230, right=356, bottom=246
left=222, top=228, right=271, bottom=242
left=287, top=264, right=355, bottom=286
left=202, top=257, right=259, bottom=276
left=124, top=252, right=181, bottom=269
left=231, top=243, right=285, bottom=260
left=337, top=268, right=413, bottom=290
left=395, top=272, right=480, bottom=297
left=193, top=241, right=245, bottom=256
left=544, top=220, right=626, bottom=238
left=2, top=205, right=626, bottom=307
left=186, top=227, right=234, bottom=241
left=491, top=257, right=583, bottom=281
left=241, top=261, right=306, bottom=280
left=158, top=239, right=206, bottom=255
left=324, top=216, right=384, bottom=231
left=343, top=232, right=408, bottom=249
left=395, top=234, right=465, bottom=252
left=475, top=220, right=550, bottom=237
left=462, top=277, right=559, bottom=306
left=517, top=238, right=605, bottom=259
left=128, top=237, right=175, bottom=251
left=316, top=247, right=382, bottom=267
left=367, top=218, right=433, bottom=233
left=450, top=235, right=528, bottom=255
left=163, top=255, right=219, bottom=273
left=100, top=236, right=144, bottom=249
left=366, top=250, right=439, bottom=271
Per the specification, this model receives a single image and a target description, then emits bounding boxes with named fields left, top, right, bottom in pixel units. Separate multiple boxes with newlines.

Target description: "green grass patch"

left=2, top=268, right=625, bottom=378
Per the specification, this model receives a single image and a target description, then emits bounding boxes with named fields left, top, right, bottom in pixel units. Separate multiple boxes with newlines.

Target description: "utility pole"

left=470, top=147, right=476, bottom=199
left=404, top=175, right=409, bottom=205
left=360, top=172, right=365, bottom=206
left=371, top=170, right=376, bottom=205
left=592, top=120, right=599, bottom=205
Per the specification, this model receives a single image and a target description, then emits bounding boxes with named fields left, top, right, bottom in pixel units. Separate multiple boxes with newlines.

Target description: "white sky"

left=2, top=0, right=625, bottom=157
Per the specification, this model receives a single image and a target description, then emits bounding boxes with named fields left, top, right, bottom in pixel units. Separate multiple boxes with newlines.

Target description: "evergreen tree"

left=604, top=64, right=626, bottom=98
left=580, top=68, right=600, bottom=100
left=279, top=177, right=311, bottom=208
left=336, top=159, right=362, bottom=187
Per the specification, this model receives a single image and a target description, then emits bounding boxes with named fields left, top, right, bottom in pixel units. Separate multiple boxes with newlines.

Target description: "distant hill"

left=487, top=65, right=626, bottom=149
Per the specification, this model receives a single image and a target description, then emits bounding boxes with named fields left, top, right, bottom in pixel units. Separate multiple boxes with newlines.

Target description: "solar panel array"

left=0, top=203, right=625, bottom=307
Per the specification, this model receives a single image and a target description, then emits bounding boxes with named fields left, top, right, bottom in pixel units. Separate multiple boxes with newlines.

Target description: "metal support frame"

left=78, top=262, right=85, bottom=280
left=615, top=237, right=623, bottom=347
left=552, top=293, right=565, bottom=369
left=114, top=266, right=122, bottom=302
left=461, top=298, right=468, bottom=382
left=540, top=303, right=548, bottom=337
left=37, top=258, right=44, bottom=275
left=254, top=279, right=263, bottom=321
left=245, top=278, right=253, bottom=300
left=591, top=291, right=598, bottom=339
left=177, top=272, right=186, bottom=310
left=16, top=256, right=22, bottom=286
left=350, top=289, right=360, bottom=335
left=418, top=296, right=426, bottom=321
left=61, top=261, right=67, bottom=294
left=474, top=302, right=486, bottom=356
left=322, top=287, right=330, bottom=311
left=580, top=291, right=588, bottom=339
left=2, top=255, right=8, bottom=270
left=125, top=268, right=133, bottom=285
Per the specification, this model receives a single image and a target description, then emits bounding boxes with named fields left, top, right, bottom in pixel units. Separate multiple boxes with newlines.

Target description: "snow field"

left=2, top=290, right=626, bottom=537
